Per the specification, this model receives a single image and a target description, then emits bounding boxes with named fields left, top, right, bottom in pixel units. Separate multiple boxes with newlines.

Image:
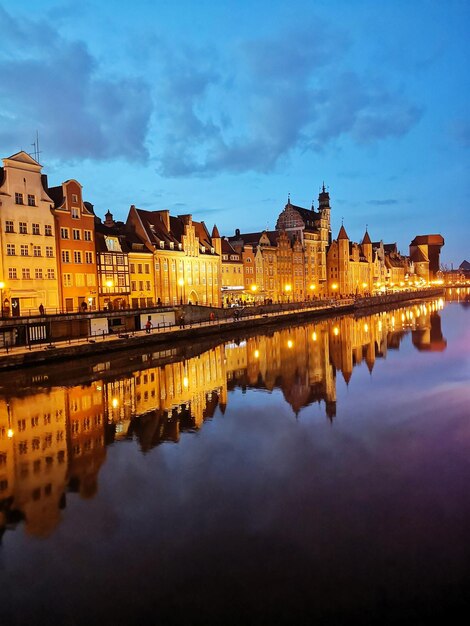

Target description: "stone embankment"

left=0, top=288, right=444, bottom=371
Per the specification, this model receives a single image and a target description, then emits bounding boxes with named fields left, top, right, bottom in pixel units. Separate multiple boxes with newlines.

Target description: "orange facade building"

left=49, top=180, right=98, bottom=312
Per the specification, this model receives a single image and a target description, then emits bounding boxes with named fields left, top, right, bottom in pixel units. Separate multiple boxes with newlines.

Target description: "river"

left=0, top=294, right=469, bottom=625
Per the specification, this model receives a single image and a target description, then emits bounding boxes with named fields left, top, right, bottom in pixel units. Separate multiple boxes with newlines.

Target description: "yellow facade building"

left=0, top=152, right=60, bottom=316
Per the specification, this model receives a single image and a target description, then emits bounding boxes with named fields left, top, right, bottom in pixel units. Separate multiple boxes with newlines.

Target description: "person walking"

left=145, top=317, right=153, bottom=334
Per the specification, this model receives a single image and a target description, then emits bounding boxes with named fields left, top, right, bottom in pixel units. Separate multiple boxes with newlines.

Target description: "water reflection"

left=0, top=299, right=447, bottom=540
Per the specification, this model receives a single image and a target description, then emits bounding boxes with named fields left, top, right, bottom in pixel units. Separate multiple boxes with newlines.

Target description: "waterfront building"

left=220, top=236, right=244, bottom=305
left=276, top=186, right=332, bottom=296
left=327, top=225, right=373, bottom=296
left=95, top=211, right=131, bottom=310
left=127, top=233, right=155, bottom=309
left=0, top=152, right=60, bottom=316
left=127, top=206, right=222, bottom=306
left=49, top=179, right=98, bottom=312
left=409, top=235, right=445, bottom=282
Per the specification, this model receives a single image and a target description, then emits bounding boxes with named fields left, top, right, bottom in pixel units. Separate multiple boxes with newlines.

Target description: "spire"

left=211, top=224, right=220, bottom=238
left=338, top=224, right=349, bottom=240
left=322, top=181, right=326, bottom=193
left=362, top=229, right=372, bottom=245
left=287, top=192, right=291, bottom=206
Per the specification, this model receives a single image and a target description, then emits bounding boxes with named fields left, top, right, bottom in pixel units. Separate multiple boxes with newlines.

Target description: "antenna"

left=30, top=130, right=42, bottom=162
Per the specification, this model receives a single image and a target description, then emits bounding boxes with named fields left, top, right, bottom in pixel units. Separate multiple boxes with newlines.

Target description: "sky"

left=0, top=0, right=468, bottom=265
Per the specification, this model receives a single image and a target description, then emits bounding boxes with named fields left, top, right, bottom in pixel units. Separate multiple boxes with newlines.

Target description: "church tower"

left=318, top=183, right=332, bottom=246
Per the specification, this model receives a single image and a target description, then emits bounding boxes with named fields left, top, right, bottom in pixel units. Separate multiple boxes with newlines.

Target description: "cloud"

left=154, top=24, right=422, bottom=177
left=0, top=6, right=152, bottom=163
left=366, top=199, right=399, bottom=206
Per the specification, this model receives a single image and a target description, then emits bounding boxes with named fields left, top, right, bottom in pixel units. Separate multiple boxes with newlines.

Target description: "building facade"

left=0, top=152, right=60, bottom=316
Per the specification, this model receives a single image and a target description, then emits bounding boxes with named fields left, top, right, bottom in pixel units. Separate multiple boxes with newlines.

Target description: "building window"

left=45, top=224, right=53, bottom=236
left=63, top=274, right=72, bottom=287
left=85, top=251, right=93, bottom=264
left=32, top=223, right=40, bottom=235
left=138, top=263, right=143, bottom=273
left=35, top=268, right=43, bottom=279
left=28, top=194, right=36, bottom=206
left=131, top=280, right=137, bottom=292
left=86, top=274, right=96, bottom=286
left=22, top=268, right=31, bottom=279
left=33, top=245, right=41, bottom=257
left=75, top=273, right=85, bottom=287
left=117, top=275, right=126, bottom=287
left=73, top=229, right=81, bottom=240
left=6, top=244, right=15, bottom=256
left=20, top=244, right=29, bottom=256
left=19, top=222, right=27, bottom=234
left=15, top=192, right=23, bottom=204
left=74, top=251, right=82, bottom=264
left=72, top=194, right=78, bottom=203
left=60, top=227, right=69, bottom=239
left=8, top=267, right=17, bottom=279
left=46, top=246, right=54, bottom=258
left=146, top=280, right=151, bottom=291
left=84, top=230, right=92, bottom=241
left=130, top=263, right=135, bottom=273
left=71, top=207, right=80, bottom=219
left=116, top=254, right=124, bottom=265
left=5, top=220, right=14, bottom=233
left=104, top=254, right=113, bottom=265
left=62, top=250, right=70, bottom=263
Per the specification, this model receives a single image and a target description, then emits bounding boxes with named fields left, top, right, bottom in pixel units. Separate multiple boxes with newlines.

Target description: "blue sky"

left=0, top=0, right=468, bottom=264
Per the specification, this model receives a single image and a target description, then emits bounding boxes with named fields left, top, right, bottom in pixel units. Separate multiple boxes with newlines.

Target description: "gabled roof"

left=337, top=224, right=349, bottom=240
left=459, top=260, right=470, bottom=271
left=410, top=234, right=444, bottom=246
left=47, top=185, right=64, bottom=208
left=5, top=151, right=41, bottom=166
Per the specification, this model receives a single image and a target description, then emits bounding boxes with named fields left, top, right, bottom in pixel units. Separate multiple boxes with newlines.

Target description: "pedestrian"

left=39, top=303, right=45, bottom=315
left=145, top=316, right=152, bottom=334
left=179, top=313, right=185, bottom=328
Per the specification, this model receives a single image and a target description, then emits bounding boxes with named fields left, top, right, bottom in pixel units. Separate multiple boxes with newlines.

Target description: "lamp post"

left=178, top=277, right=184, bottom=304
left=284, top=283, right=292, bottom=302
left=250, top=284, right=257, bottom=303
left=0, top=281, right=4, bottom=318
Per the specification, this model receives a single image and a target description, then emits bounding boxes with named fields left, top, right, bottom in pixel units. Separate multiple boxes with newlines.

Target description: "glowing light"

left=364, top=323, right=369, bottom=332
left=178, top=278, right=184, bottom=287
left=284, top=284, right=292, bottom=292
left=333, top=326, right=340, bottom=336
left=309, top=284, right=316, bottom=291
left=378, top=321, right=382, bottom=331
left=254, top=349, right=260, bottom=358
left=331, top=283, right=338, bottom=291
left=183, top=376, right=189, bottom=388
left=362, top=282, right=368, bottom=289
left=401, top=313, right=405, bottom=322
left=312, top=331, right=317, bottom=342
left=251, top=284, right=257, bottom=292
left=287, top=339, right=293, bottom=348
left=0, top=281, right=5, bottom=289
left=438, top=298, right=444, bottom=308
left=112, top=398, right=119, bottom=408
left=105, top=280, right=113, bottom=289
left=7, top=428, right=13, bottom=438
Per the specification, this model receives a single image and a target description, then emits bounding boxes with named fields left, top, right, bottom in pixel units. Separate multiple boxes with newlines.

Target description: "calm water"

left=1, top=296, right=469, bottom=625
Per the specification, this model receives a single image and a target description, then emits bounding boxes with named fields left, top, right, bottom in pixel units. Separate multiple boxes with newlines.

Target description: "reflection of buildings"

left=0, top=299, right=446, bottom=539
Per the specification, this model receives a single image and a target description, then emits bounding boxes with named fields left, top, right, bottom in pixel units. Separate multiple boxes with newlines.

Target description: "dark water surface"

left=1, top=297, right=469, bottom=625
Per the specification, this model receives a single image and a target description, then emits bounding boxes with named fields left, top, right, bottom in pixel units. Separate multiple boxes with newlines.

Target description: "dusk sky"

left=0, top=0, right=468, bottom=265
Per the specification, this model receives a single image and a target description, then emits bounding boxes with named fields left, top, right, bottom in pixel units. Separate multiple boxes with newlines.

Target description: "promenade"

left=0, top=288, right=444, bottom=371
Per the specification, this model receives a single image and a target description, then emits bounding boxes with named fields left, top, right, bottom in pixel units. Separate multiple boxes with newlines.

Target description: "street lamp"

left=0, top=281, right=4, bottom=318
left=284, top=284, right=292, bottom=302
left=178, top=277, right=184, bottom=304
left=331, top=283, right=338, bottom=297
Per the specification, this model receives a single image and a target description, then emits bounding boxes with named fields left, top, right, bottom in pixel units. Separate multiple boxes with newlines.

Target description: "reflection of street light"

left=0, top=281, right=4, bottom=317
left=312, top=331, right=317, bottom=342
left=333, top=326, right=340, bottom=336
left=287, top=339, right=293, bottom=349
left=254, top=349, right=260, bottom=359
left=112, top=397, right=119, bottom=408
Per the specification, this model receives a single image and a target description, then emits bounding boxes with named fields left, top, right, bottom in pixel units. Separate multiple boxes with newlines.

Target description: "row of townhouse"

left=0, top=151, right=444, bottom=316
